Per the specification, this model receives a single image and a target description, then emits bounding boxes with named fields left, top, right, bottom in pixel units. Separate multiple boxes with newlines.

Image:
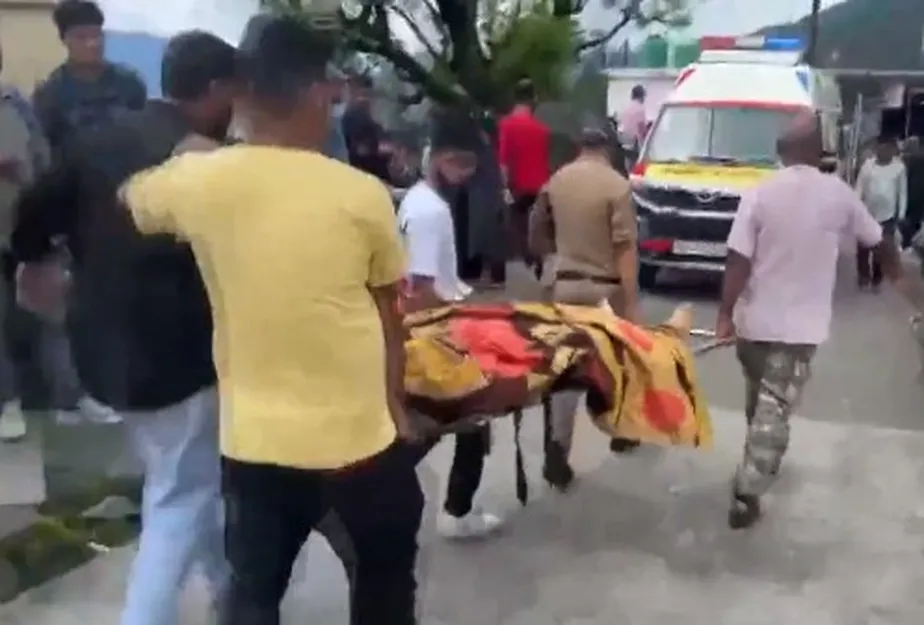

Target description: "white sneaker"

left=0, top=402, right=26, bottom=442
left=436, top=508, right=503, bottom=540
left=77, top=396, right=122, bottom=424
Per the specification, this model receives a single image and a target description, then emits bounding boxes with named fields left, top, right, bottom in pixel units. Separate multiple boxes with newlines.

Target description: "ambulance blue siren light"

left=699, top=36, right=804, bottom=52
left=761, top=37, right=804, bottom=51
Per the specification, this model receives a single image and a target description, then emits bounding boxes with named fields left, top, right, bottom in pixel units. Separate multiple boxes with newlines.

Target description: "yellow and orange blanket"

left=403, top=302, right=713, bottom=449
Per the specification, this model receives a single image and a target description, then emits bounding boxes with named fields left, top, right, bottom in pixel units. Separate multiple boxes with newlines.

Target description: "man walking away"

left=398, top=110, right=503, bottom=539
left=34, top=0, right=146, bottom=155
left=119, top=15, right=421, bottom=625
left=499, top=79, right=550, bottom=272
left=717, top=114, right=924, bottom=530
left=12, top=31, right=236, bottom=625
left=0, top=41, right=49, bottom=441
left=619, top=85, right=647, bottom=168
left=855, top=134, right=907, bottom=290
left=528, top=127, right=642, bottom=490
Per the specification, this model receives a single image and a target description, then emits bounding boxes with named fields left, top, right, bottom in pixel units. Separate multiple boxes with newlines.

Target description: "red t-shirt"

left=498, top=107, right=551, bottom=196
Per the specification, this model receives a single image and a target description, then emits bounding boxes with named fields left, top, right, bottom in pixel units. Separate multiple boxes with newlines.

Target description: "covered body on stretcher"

left=402, top=301, right=714, bottom=449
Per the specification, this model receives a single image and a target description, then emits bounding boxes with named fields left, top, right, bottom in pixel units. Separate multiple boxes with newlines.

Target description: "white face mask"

left=331, top=102, right=346, bottom=118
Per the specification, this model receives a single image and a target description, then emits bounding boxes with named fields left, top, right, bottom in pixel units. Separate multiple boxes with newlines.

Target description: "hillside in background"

left=757, top=0, right=924, bottom=70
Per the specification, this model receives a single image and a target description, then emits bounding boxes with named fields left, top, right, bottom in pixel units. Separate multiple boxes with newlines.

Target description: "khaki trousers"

left=546, top=277, right=623, bottom=455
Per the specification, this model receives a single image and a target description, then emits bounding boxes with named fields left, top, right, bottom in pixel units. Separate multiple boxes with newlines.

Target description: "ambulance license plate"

left=672, top=241, right=727, bottom=257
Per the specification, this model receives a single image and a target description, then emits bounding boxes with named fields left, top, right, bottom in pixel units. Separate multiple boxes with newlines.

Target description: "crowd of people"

left=3, top=1, right=924, bottom=624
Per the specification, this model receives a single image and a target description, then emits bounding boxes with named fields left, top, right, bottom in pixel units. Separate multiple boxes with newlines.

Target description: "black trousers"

left=220, top=443, right=424, bottom=625
left=443, top=429, right=488, bottom=517
left=452, top=188, right=506, bottom=284
left=857, top=218, right=895, bottom=286
left=509, top=193, right=538, bottom=265
left=400, top=427, right=488, bottom=518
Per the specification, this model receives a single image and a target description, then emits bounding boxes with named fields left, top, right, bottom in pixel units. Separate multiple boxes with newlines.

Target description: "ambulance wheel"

left=638, top=264, right=658, bottom=290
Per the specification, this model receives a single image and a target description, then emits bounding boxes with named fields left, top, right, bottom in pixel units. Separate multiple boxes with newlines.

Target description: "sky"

left=583, top=0, right=847, bottom=43
left=97, top=0, right=848, bottom=94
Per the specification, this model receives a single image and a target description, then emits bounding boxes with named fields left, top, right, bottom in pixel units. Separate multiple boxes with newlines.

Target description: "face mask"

left=331, top=102, right=346, bottom=118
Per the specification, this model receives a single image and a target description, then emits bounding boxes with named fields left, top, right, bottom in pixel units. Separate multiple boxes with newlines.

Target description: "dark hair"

left=578, top=127, right=609, bottom=150
left=52, top=0, right=104, bottom=38
left=430, top=109, right=481, bottom=154
left=514, top=79, right=534, bottom=103
left=236, top=14, right=336, bottom=106
left=631, top=84, right=646, bottom=100
left=161, top=31, right=236, bottom=101
left=876, top=134, right=896, bottom=145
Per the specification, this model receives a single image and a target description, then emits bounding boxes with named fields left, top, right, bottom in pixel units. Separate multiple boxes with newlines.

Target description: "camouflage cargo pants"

left=733, top=340, right=816, bottom=498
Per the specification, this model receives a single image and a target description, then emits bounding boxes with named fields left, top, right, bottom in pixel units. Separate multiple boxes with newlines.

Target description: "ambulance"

left=631, top=35, right=842, bottom=288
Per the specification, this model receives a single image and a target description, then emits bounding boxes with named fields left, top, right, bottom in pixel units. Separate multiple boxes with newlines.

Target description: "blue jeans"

left=121, top=386, right=229, bottom=625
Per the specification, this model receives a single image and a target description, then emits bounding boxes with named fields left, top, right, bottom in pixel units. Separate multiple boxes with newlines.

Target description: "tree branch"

left=388, top=4, right=444, bottom=62
left=342, top=6, right=471, bottom=108
left=420, top=0, right=451, bottom=48
left=576, top=9, right=631, bottom=52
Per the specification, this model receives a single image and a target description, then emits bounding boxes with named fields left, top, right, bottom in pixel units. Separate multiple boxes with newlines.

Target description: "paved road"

left=3, top=257, right=924, bottom=624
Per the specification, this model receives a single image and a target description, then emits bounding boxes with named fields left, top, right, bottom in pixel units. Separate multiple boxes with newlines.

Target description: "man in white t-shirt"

left=398, top=112, right=502, bottom=539
left=855, top=135, right=907, bottom=290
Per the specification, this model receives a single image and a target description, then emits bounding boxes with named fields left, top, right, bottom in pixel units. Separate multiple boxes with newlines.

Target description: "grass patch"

left=0, top=477, right=142, bottom=603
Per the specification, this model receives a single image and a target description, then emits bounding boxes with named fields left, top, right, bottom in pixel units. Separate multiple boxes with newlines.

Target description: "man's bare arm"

left=369, top=282, right=407, bottom=418
left=719, top=250, right=751, bottom=317
left=403, top=275, right=444, bottom=313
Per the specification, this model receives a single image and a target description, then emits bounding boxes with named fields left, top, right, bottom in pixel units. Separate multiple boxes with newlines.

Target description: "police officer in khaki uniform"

left=528, top=127, right=641, bottom=488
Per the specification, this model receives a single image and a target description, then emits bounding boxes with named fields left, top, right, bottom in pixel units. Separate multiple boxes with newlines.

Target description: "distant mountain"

left=756, top=0, right=924, bottom=70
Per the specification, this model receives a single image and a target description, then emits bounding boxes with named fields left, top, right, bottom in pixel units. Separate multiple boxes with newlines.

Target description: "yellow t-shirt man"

left=122, top=144, right=405, bottom=470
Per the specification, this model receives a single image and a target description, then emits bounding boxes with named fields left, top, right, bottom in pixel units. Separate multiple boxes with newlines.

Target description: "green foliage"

left=261, top=0, right=696, bottom=114
left=487, top=3, right=579, bottom=107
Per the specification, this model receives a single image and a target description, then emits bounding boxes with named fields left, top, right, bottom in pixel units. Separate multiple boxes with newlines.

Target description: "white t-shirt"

left=397, top=181, right=472, bottom=302
left=856, top=158, right=907, bottom=223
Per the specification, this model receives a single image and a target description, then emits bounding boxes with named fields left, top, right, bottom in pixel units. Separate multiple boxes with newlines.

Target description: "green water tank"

left=639, top=36, right=668, bottom=68
left=672, top=40, right=700, bottom=67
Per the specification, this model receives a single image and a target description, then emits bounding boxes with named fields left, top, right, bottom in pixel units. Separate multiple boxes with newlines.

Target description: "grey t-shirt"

left=33, top=62, right=147, bottom=154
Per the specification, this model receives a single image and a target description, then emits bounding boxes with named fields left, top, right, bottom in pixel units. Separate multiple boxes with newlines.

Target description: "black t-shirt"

left=10, top=101, right=215, bottom=411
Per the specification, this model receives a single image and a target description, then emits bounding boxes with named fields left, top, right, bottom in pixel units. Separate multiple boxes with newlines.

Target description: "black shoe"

left=542, top=442, right=575, bottom=491
left=728, top=493, right=761, bottom=530
left=609, top=438, right=641, bottom=454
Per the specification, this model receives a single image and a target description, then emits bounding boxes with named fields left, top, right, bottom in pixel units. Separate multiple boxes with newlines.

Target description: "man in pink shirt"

left=619, top=85, right=647, bottom=162
left=716, top=114, right=923, bottom=530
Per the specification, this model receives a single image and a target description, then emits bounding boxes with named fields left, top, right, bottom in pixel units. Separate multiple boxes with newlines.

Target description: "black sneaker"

left=728, top=492, right=761, bottom=530
left=542, top=442, right=575, bottom=491
left=609, top=438, right=641, bottom=454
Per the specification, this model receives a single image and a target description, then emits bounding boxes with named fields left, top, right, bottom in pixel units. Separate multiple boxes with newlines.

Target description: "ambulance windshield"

left=644, top=105, right=795, bottom=166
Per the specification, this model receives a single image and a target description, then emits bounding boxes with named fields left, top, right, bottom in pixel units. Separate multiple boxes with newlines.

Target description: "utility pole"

left=806, top=0, right=822, bottom=65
